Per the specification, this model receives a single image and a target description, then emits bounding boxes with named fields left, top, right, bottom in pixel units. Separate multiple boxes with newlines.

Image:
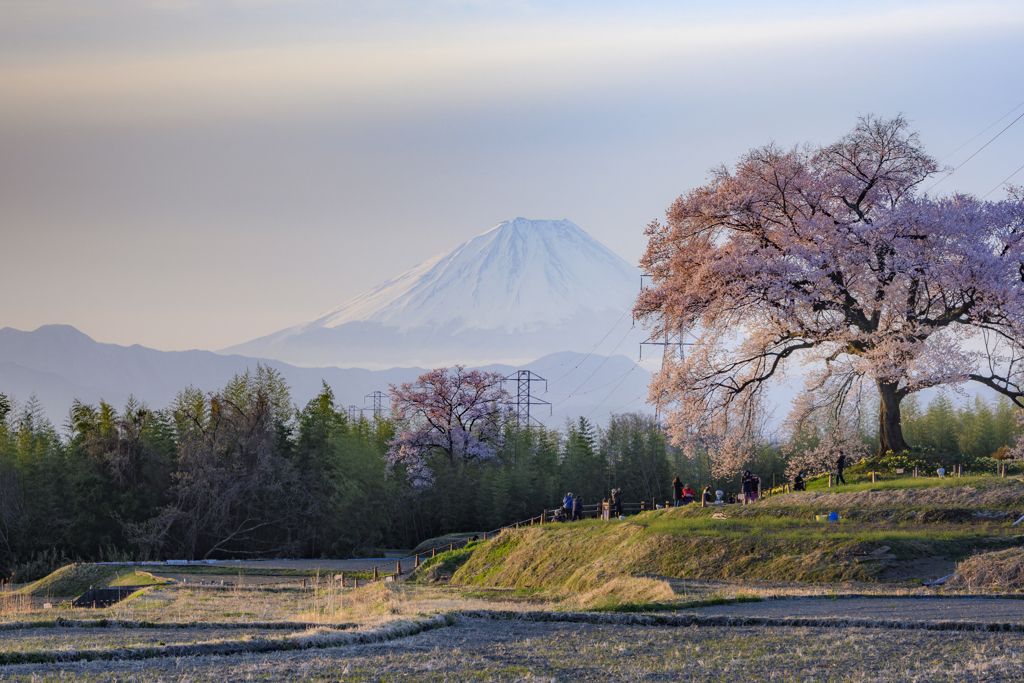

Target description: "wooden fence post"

left=353, top=577, right=358, bottom=589
left=396, top=560, right=402, bottom=575
left=415, top=555, right=420, bottom=568
left=449, top=542, right=454, bottom=552
left=372, top=566, right=378, bottom=580
left=828, top=473, right=833, bottom=488
left=431, top=547, right=436, bottom=558
left=871, top=471, right=877, bottom=483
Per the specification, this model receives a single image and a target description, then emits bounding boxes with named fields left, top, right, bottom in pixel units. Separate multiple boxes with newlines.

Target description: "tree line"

left=1, top=366, right=1018, bottom=581
left=0, top=367, right=689, bottom=580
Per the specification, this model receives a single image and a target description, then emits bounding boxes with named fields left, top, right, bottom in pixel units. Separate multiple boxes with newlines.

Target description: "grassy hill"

left=19, top=564, right=169, bottom=597
left=436, top=478, right=1024, bottom=592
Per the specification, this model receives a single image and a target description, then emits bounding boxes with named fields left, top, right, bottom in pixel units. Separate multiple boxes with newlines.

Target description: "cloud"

left=1, top=1, right=1021, bottom=127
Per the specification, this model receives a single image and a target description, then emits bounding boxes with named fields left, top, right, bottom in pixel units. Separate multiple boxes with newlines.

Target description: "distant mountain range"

left=220, top=218, right=645, bottom=369
left=2, top=218, right=657, bottom=425
left=0, top=325, right=651, bottom=426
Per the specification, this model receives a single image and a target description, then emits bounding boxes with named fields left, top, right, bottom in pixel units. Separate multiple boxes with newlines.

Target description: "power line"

left=544, top=305, right=634, bottom=385
left=553, top=325, right=635, bottom=407
left=543, top=365, right=638, bottom=397
left=588, top=390, right=647, bottom=422
left=981, top=162, right=1024, bottom=199
left=927, top=109, right=1024, bottom=193
left=937, top=98, right=1024, bottom=164
left=583, top=365, right=640, bottom=420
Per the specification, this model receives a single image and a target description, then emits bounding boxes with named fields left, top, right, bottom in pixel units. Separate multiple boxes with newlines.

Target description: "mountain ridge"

left=220, top=218, right=644, bottom=368
left=0, top=325, right=651, bottom=426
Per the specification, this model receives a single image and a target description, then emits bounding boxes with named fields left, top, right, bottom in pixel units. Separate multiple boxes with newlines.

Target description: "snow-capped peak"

left=299, top=218, right=640, bottom=333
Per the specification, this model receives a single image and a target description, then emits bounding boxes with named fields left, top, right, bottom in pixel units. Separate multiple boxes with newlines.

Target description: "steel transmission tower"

left=637, top=274, right=692, bottom=424
left=637, top=274, right=692, bottom=364
left=504, top=370, right=551, bottom=426
left=364, top=391, right=387, bottom=417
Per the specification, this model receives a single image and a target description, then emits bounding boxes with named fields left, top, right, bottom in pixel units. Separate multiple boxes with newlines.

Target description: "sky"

left=2, top=0, right=1023, bottom=353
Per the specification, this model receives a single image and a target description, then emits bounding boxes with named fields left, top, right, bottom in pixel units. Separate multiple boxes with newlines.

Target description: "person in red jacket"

left=682, top=484, right=695, bottom=505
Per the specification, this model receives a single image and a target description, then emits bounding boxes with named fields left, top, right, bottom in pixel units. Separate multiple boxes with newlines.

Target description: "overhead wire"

left=981, top=163, right=1024, bottom=199
left=583, top=365, right=641, bottom=420
left=936, top=98, right=1024, bottom=164
left=553, top=324, right=636, bottom=407
left=927, top=108, right=1024, bottom=193
left=543, top=305, right=635, bottom=385
left=542, top=365, right=639, bottom=397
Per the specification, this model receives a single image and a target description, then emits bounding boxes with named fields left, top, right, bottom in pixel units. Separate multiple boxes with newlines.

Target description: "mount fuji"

left=221, top=218, right=645, bottom=369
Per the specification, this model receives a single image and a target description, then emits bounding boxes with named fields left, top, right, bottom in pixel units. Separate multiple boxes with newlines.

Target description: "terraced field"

left=1, top=477, right=1022, bottom=680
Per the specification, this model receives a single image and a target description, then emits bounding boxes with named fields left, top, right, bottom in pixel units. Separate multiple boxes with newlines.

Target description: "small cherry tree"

left=387, top=366, right=510, bottom=485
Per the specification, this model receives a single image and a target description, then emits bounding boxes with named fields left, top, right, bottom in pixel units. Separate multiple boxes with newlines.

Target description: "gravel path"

left=688, top=596, right=1024, bottom=622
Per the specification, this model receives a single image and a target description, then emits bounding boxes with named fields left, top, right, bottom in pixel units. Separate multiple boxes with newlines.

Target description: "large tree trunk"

left=876, top=379, right=910, bottom=456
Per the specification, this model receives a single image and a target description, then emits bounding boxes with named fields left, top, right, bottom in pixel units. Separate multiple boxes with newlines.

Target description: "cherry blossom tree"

left=635, top=115, right=1024, bottom=461
left=387, top=366, right=510, bottom=484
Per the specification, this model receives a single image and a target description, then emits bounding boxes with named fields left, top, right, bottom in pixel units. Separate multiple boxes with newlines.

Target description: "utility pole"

left=504, top=370, right=551, bottom=427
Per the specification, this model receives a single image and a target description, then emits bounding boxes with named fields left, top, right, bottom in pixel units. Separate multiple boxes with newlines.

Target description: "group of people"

left=741, top=470, right=761, bottom=504
left=556, top=449, right=849, bottom=520
left=558, top=492, right=585, bottom=521
left=671, top=477, right=696, bottom=506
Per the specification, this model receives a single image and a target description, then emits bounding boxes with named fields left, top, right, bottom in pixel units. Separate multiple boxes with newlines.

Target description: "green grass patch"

left=19, top=565, right=170, bottom=597
left=410, top=533, right=486, bottom=556
left=408, top=541, right=483, bottom=583
left=803, top=475, right=1001, bottom=494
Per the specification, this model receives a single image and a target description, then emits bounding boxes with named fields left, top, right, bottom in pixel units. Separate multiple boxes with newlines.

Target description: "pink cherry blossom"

left=635, top=115, right=1024, bottom=469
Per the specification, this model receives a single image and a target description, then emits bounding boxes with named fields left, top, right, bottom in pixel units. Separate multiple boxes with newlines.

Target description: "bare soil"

left=3, top=615, right=1024, bottom=681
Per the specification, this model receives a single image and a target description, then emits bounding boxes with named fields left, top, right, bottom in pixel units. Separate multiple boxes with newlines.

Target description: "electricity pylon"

left=504, top=370, right=551, bottom=426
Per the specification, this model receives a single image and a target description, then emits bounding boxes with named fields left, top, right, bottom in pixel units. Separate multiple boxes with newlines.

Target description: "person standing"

left=741, top=470, right=753, bottom=505
left=836, top=450, right=847, bottom=485
left=572, top=494, right=583, bottom=521
left=701, top=485, right=713, bottom=507
left=672, top=476, right=683, bottom=507
left=612, top=488, right=623, bottom=518
left=562, top=492, right=574, bottom=519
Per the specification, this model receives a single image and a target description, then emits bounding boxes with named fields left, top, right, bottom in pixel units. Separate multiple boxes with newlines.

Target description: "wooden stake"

left=396, top=560, right=402, bottom=575
left=372, top=566, right=378, bottom=580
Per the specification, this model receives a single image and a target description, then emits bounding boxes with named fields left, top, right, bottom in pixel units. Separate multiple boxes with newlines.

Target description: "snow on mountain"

left=306, top=218, right=639, bottom=332
left=221, top=218, right=645, bottom=368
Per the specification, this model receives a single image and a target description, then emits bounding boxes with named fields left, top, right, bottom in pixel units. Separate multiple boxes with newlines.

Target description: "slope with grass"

left=446, top=479, right=1024, bottom=591
left=19, top=565, right=168, bottom=597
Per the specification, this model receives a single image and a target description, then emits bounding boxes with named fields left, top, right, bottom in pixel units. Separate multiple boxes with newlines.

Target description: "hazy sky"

left=2, top=0, right=1023, bottom=353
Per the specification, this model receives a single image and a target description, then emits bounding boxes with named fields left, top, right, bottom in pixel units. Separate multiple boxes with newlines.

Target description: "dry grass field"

left=2, top=478, right=1024, bottom=680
